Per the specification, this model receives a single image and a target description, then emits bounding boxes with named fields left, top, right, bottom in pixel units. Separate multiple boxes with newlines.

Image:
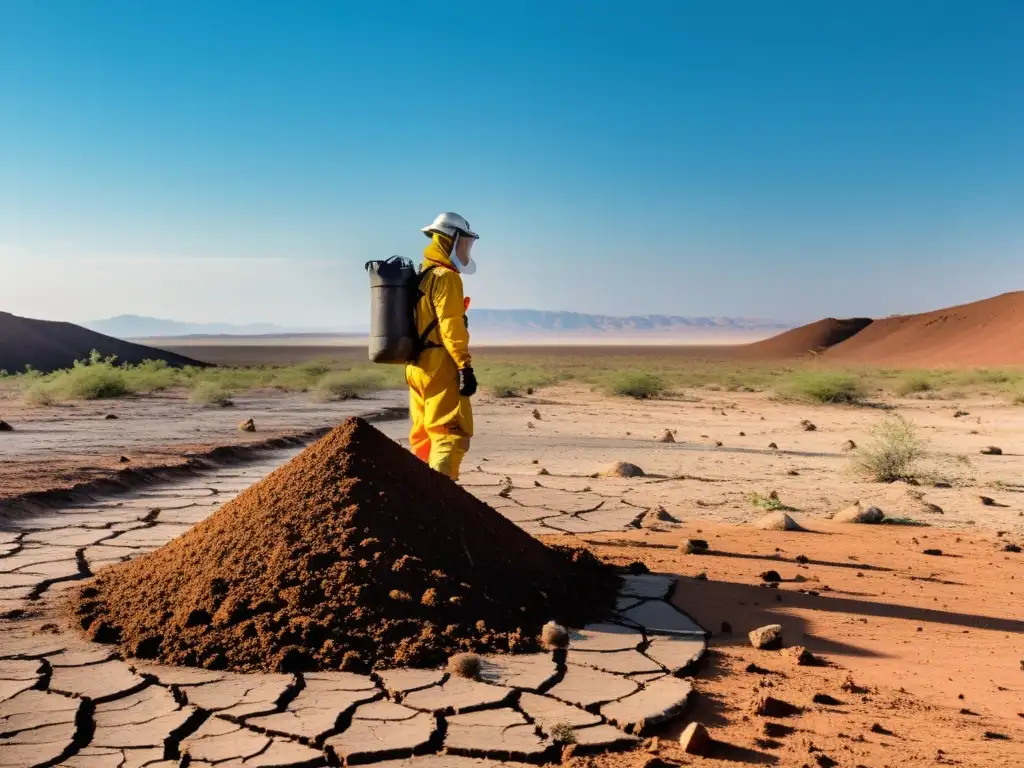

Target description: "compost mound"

left=73, top=417, right=618, bottom=672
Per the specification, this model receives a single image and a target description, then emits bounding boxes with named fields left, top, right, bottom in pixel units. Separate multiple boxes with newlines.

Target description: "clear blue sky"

left=1, top=1, right=1021, bottom=326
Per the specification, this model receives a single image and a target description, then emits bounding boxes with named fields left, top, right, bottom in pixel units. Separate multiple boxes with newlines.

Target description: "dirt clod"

left=751, top=694, right=800, bottom=718
left=759, top=570, right=782, bottom=583
left=980, top=446, right=1003, bottom=455
left=754, top=512, right=805, bottom=532
left=923, top=548, right=943, bottom=556
left=238, top=418, right=255, bottom=432
left=72, top=417, right=616, bottom=672
left=768, top=442, right=778, bottom=449
left=749, top=624, right=783, bottom=650
left=800, top=420, right=817, bottom=432
left=658, top=429, right=676, bottom=443
left=603, top=461, right=645, bottom=478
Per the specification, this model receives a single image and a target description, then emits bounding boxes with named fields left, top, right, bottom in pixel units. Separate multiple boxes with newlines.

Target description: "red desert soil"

left=739, top=317, right=873, bottom=360
left=0, top=310, right=205, bottom=374
left=562, top=522, right=1024, bottom=767
left=73, top=417, right=616, bottom=672
left=822, top=291, right=1024, bottom=367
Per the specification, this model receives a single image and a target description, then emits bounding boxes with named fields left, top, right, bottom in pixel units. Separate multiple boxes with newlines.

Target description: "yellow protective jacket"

left=405, top=234, right=473, bottom=478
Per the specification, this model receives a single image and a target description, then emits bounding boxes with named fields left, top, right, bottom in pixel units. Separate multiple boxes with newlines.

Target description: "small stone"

left=119, top=456, right=130, bottom=463
left=759, top=570, right=782, bottom=583
left=979, top=496, right=998, bottom=506
left=682, top=539, right=709, bottom=555
left=815, top=755, right=839, bottom=768
left=923, top=548, right=943, bottom=556
left=238, top=418, right=256, bottom=432
left=787, top=469, right=799, bottom=476
left=658, top=429, right=675, bottom=443
left=603, top=461, right=645, bottom=478
left=795, top=555, right=809, bottom=564
left=768, top=442, right=778, bottom=449
left=870, top=723, right=894, bottom=735
left=833, top=503, right=884, bottom=524
left=739, top=431, right=746, bottom=436
left=749, top=624, right=783, bottom=650
left=715, top=441, right=723, bottom=447
left=953, top=410, right=969, bottom=418
left=1004, top=543, right=1022, bottom=553
left=783, top=646, right=816, bottom=666
left=0, top=420, right=14, bottom=431
left=694, top=571, right=708, bottom=581
left=841, top=439, right=857, bottom=451
left=527, top=421, right=535, bottom=429
left=526, top=387, right=534, bottom=395
left=800, top=420, right=817, bottom=432
left=813, top=693, right=841, bottom=706
left=532, top=408, right=542, bottom=420
left=531, top=459, right=539, bottom=464
left=537, top=467, right=550, bottom=475
left=104, top=413, right=118, bottom=420
left=679, top=722, right=711, bottom=755
left=754, top=512, right=805, bottom=532
left=981, top=446, right=1003, bottom=455
left=751, top=694, right=800, bottom=718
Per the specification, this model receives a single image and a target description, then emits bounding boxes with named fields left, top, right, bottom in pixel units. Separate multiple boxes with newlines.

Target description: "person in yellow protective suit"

left=406, top=212, right=479, bottom=480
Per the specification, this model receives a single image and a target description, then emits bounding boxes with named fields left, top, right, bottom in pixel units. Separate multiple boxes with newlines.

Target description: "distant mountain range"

left=86, top=312, right=793, bottom=340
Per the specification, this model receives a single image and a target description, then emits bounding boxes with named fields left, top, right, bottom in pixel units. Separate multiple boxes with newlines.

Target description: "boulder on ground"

left=238, top=418, right=256, bottom=432
left=0, top=420, right=13, bottom=432
left=754, top=512, right=805, bottom=532
left=749, top=624, right=783, bottom=650
left=800, top=420, right=817, bottom=432
left=768, top=442, right=778, bottom=450
left=603, top=461, right=645, bottom=478
left=981, top=446, right=1003, bottom=455
left=833, top=502, right=884, bottom=524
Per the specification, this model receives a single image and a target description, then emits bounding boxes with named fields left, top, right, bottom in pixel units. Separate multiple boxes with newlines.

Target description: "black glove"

left=459, top=366, right=478, bottom=397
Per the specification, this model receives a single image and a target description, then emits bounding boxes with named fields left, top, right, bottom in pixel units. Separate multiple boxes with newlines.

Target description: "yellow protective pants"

left=406, top=348, right=473, bottom=480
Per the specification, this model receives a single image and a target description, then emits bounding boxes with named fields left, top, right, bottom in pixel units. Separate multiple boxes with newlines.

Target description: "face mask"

left=452, top=235, right=477, bottom=275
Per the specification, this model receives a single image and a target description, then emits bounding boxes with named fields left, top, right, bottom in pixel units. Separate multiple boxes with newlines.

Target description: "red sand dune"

left=739, top=317, right=873, bottom=360
left=823, top=291, right=1024, bottom=367
left=0, top=311, right=206, bottom=374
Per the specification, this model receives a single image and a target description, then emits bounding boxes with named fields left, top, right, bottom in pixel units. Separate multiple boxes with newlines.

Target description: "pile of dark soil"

left=73, top=417, right=618, bottom=673
left=0, top=311, right=206, bottom=374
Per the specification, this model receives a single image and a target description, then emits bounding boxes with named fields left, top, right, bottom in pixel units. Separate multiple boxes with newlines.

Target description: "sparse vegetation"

left=189, top=382, right=234, bottom=407
left=313, top=370, right=386, bottom=401
left=447, top=652, right=482, bottom=679
left=894, top=374, right=934, bottom=396
left=854, top=415, right=928, bottom=483
left=605, top=371, right=666, bottom=399
left=776, top=370, right=863, bottom=404
left=549, top=722, right=577, bottom=745
left=748, top=491, right=796, bottom=512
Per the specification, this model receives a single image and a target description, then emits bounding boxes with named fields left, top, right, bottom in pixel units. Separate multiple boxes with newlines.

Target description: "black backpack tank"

left=365, top=257, right=438, bottom=364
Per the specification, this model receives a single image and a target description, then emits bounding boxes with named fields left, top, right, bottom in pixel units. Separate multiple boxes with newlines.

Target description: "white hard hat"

left=421, top=212, right=479, bottom=240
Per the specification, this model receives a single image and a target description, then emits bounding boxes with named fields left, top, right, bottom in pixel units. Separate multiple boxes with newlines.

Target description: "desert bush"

left=853, top=415, right=927, bottom=483
left=605, top=372, right=666, bottom=399
left=313, top=370, right=385, bottom=401
left=447, top=652, right=482, bottom=679
left=776, top=370, right=863, bottom=404
left=189, top=382, right=234, bottom=407
left=549, top=722, right=577, bottom=744
left=22, top=382, right=55, bottom=406
left=893, top=374, right=934, bottom=396
left=748, top=491, right=795, bottom=512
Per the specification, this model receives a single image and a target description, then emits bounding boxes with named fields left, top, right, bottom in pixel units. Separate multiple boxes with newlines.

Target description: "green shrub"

left=605, top=372, right=666, bottom=399
left=777, top=371, right=863, bottom=404
left=189, top=382, right=234, bottom=407
left=854, top=415, right=927, bottom=483
left=748, top=491, right=795, bottom=512
left=313, top=370, right=385, bottom=401
left=22, top=382, right=55, bottom=406
left=893, top=374, right=934, bottom=396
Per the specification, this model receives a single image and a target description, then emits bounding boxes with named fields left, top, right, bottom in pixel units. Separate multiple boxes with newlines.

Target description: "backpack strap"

left=415, top=266, right=444, bottom=357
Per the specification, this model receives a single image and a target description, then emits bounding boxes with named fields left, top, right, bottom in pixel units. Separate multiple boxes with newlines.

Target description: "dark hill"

left=0, top=312, right=207, bottom=374
left=738, top=317, right=874, bottom=359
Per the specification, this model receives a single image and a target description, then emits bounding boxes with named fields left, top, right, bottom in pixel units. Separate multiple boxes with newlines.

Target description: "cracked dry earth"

left=0, top=419, right=707, bottom=766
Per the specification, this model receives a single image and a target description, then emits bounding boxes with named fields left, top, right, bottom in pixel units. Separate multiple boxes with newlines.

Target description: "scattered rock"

left=815, top=755, right=839, bottom=768
left=238, top=418, right=256, bottom=432
left=603, top=462, right=645, bottom=478
left=841, top=439, right=857, bottom=451
left=679, top=722, right=712, bottom=755
left=783, top=646, right=816, bottom=666
left=658, top=430, right=675, bottom=443
left=527, top=421, right=535, bottom=429
left=532, top=408, right=542, bottom=420
left=119, top=456, right=130, bottom=463
left=981, top=446, right=1003, bottom=455
left=537, top=467, right=550, bottom=476
left=682, top=539, right=709, bottom=555
left=953, top=410, right=969, bottom=418
left=641, top=506, right=678, bottom=528
left=979, top=495, right=1000, bottom=506
left=531, top=459, right=539, bottom=464
left=800, top=420, right=817, bottom=432
left=763, top=722, right=794, bottom=738
left=739, top=431, right=746, bottom=436
left=768, top=442, right=778, bottom=449
left=754, top=512, right=805, bottom=532
left=0, top=420, right=13, bottom=432
left=795, top=555, right=810, bottom=564
left=833, top=503, right=884, bottom=524
left=714, top=441, right=723, bottom=447
left=447, top=652, right=482, bottom=679
left=526, top=387, right=534, bottom=395
left=1003, top=543, right=1021, bottom=553
left=751, top=694, right=800, bottom=718
left=922, top=502, right=944, bottom=514
left=498, top=476, right=513, bottom=497
left=748, top=624, right=783, bottom=650
left=787, top=469, right=800, bottom=476
left=813, top=693, right=842, bottom=706
left=870, top=723, right=894, bottom=735
left=694, top=571, right=708, bottom=581
left=922, top=548, right=943, bottom=556
left=104, top=413, right=118, bottom=420
left=541, top=621, right=569, bottom=649
left=983, top=732, right=1010, bottom=740
left=759, top=570, right=782, bottom=583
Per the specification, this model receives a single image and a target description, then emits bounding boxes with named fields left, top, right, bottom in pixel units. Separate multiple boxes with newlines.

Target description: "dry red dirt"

left=562, top=521, right=1024, bottom=767
left=73, top=417, right=616, bottom=672
left=0, top=311, right=205, bottom=374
